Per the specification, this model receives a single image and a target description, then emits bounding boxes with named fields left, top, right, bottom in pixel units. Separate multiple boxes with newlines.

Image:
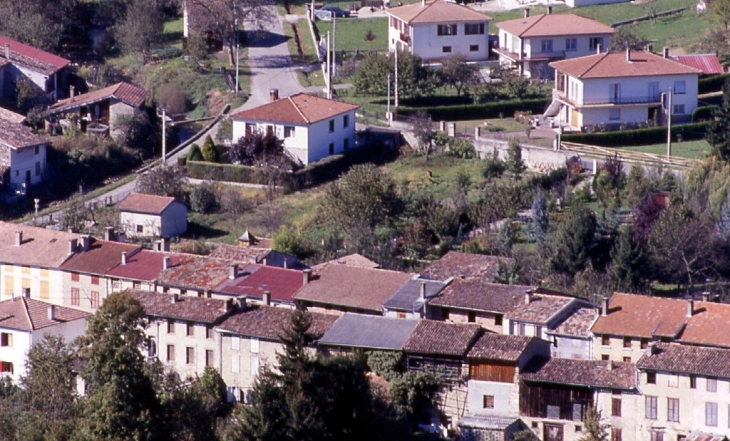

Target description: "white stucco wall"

left=551, top=335, right=592, bottom=360
left=146, top=318, right=219, bottom=381
left=466, top=380, right=520, bottom=417
left=1, top=264, right=64, bottom=304
left=8, top=144, right=46, bottom=187
left=392, top=21, right=489, bottom=62
left=121, top=203, right=186, bottom=238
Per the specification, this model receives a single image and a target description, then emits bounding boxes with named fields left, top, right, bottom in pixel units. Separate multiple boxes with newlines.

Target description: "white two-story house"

left=549, top=50, right=701, bottom=131
left=495, top=10, right=615, bottom=78
left=0, top=112, right=49, bottom=192
left=386, top=0, right=492, bottom=62
left=230, top=90, right=358, bottom=166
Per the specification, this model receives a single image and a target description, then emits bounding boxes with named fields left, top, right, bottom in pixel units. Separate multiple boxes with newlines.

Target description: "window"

left=609, top=83, right=621, bottom=103
left=667, top=398, right=680, bottom=422
left=187, top=322, right=194, bottom=337
left=133, top=281, right=141, bottom=289
left=91, top=275, right=99, bottom=285
left=397, top=311, right=406, bottom=318
left=623, top=356, right=630, bottom=362
left=565, top=38, right=577, bottom=51
left=468, top=311, right=476, bottom=323
left=611, top=428, right=622, bottom=441
left=206, top=350, right=214, bottom=367
left=251, top=337, right=260, bottom=354
left=231, top=355, right=240, bottom=373
left=602, top=354, right=610, bottom=361
left=622, top=336, right=632, bottom=348
left=206, top=325, right=213, bottom=339
left=186, top=347, right=194, bottom=364
left=535, top=325, right=542, bottom=337
left=483, top=395, right=495, bottom=408
left=0, top=362, right=13, bottom=374
left=34, top=146, right=39, bottom=155
left=648, top=81, right=660, bottom=101
left=136, top=225, right=143, bottom=233
left=650, top=431, right=664, bottom=441
left=706, top=402, right=718, bottom=426
left=464, top=23, right=485, bottom=35
left=284, top=126, right=295, bottom=138
left=35, top=162, right=40, bottom=177
left=71, top=272, right=79, bottom=282
left=166, top=345, right=175, bottom=362
left=437, top=24, right=457, bottom=36
left=518, top=323, right=526, bottom=336
left=90, top=291, right=99, bottom=309
left=344, top=138, right=349, bottom=150
left=602, top=335, right=610, bottom=346
left=645, top=396, right=658, bottom=420
left=541, top=39, right=553, bottom=53
left=167, top=320, right=175, bottom=334
left=690, top=375, right=697, bottom=389
left=647, top=372, right=656, bottom=384
left=641, top=338, right=649, bottom=349
left=71, top=288, right=80, bottom=306
left=232, top=336, right=240, bottom=350
left=329, top=119, right=335, bottom=132
left=707, top=377, right=718, bottom=392
left=610, top=109, right=621, bottom=121
left=329, top=143, right=334, bottom=155
left=251, top=357, right=259, bottom=375
left=668, top=375, right=678, bottom=388
left=589, top=37, right=604, bottom=50
left=442, top=308, right=450, bottom=320
left=0, top=333, right=11, bottom=347
left=148, top=338, right=156, bottom=357
left=442, top=46, right=452, bottom=53
left=612, top=398, right=621, bottom=417
left=343, top=115, right=349, bottom=128
left=674, top=80, right=686, bottom=94
left=469, top=44, right=479, bottom=52
left=673, top=104, right=686, bottom=114
left=575, top=425, right=582, bottom=432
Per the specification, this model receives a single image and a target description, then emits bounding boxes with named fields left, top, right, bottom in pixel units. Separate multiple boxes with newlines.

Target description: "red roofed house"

left=386, top=1, right=492, bottom=62
left=549, top=49, right=701, bottom=131
left=230, top=90, right=358, bottom=165
left=46, top=81, right=148, bottom=139
left=669, top=52, right=724, bottom=76
left=0, top=34, right=70, bottom=102
left=495, top=11, right=615, bottom=78
left=118, top=192, right=187, bottom=238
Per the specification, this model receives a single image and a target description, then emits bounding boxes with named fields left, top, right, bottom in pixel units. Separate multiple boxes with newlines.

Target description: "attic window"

left=647, top=372, right=656, bottom=384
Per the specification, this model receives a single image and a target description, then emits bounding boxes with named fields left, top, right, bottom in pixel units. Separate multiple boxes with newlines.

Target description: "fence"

left=559, top=142, right=698, bottom=169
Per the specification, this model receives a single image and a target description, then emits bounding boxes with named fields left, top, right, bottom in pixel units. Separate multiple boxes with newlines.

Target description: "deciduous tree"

left=136, top=165, right=189, bottom=201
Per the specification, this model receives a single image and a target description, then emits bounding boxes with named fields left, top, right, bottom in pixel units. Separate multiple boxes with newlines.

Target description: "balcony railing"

left=555, top=90, right=662, bottom=107
left=495, top=47, right=565, bottom=61
left=399, top=32, right=410, bottom=44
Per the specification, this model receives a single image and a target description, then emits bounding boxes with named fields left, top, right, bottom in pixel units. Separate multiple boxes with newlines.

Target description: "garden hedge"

left=561, top=122, right=709, bottom=147
left=698, top=73, right=730, bottom=95
left=691, top=106, right=717, bottom=123
left=394, top=98, right=550, bottom=121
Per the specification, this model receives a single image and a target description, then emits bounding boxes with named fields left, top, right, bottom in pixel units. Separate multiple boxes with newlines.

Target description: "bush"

left=692, top=105, right=717, bottom=123
left=190, top=184, right=218, bottom=213
left=562, top=122, right=709, bottom=147
left=201, top=135, right=219, bottom=163
left=188, top=143, right=203, bottom=161
left=395, top=98, right=549, bottom=122
left=699, top=73, right=730, bottom=95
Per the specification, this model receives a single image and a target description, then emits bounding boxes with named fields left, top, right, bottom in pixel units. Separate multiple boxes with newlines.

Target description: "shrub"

left=699, top=73, right=730, bottom=95
left=395, top=98, right=549, bottom=121
left=201, top=135, right=219, bottom=163
left=190, top=184, right=218, bottom=214
left=562, top=122, right=709, bottom=147
left=187, top=143, right=203, bottom=161
left=692, top=105, right=717, bottom=123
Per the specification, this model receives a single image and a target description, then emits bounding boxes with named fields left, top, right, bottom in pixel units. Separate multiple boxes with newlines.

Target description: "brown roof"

left=106, top=250, right=188, bottom=282
left=550, top=50, right=702, bottom=79
left=0, top=117, right=49, bottom=149
left=497, top=13, right=614, bottom=37
left=421, top=251, right=512, bottom=281
left=216, top=305, right=338, bottom=340
left=157, top=255, right=233, bottom=292
left=230, top=93, right=358, bottom=125
left=294, top=264, right=412, bottom=313
left=0, top=298, right=88, bottom=331
left=129, top=290, right=230, bottom=324
left=429, top=279, right=532, bottom=313
left=505, top=294, right=575, bottom=324
left=0, top=107, right=25, bottom=124
left=637, top=344, right=730, bottom=379
left=550, top=305, right=597, bottom=337
left=208, top=243, right=271, bottom=263
left=0, top=34, right=70, bottom=75
left=0, top=222, right=78, bottom=268
left=60, top=239, right=141, bottom=275
left=312, top=253, right=380, bottom=270
left=49, top=82, right=148, bottom=113
left=387, top=1, right=491, bottom=24
left=403, top=320, right=481, bottom=357
left=117, top=193, right=178, bottom=215
left=521, top=357, right=636, bottom=390
left=591, top=293, right=689, bottom=339
left=679, top=300, right=730, bottom=348
left=467, top=333, right=535, bottom=362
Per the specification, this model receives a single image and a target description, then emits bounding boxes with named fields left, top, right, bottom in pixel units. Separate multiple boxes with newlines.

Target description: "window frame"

left=645, top=395, right=658, bottom=420
left=706, top=401, right=718, bottom=427
left=0, top=333, right=11, bottom=347
left=667, top=397, right=680, bottom=422
left=166, top=344, right=175, bottom=362
left=464, top=23, right=485, bottom=35
left=565, top=38, right=577, bottom=52
left=483, top=395, right=495, bottom=408
left=328, top=119, right=335, bottom=133
left=437, top=24, right=457, bottom=36
left=442, top=46, right=452, bottom=53
left=541, top=39, right=553, bottom=53
left=647, top=372, right=656, bottom=384
left=674, top=80, right=686, bottom=94
left=469, top=44, right=479, bottom=52
left=612, top=397, right=622, bottom=417
left=186, top=347, right=195, bottom=365
left=707, top=377, right=718, bottom=392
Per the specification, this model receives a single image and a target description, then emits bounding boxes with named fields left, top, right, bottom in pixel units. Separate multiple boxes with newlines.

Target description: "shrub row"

left=562, top=122, right=710, bottom=147
left=394, top=98, right=550, bottom=121
left=698, top=73, right=730, bottom=95
left=691, top=105, right=717, bottom=123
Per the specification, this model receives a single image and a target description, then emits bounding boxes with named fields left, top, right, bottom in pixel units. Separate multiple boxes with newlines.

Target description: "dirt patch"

left=206, top=90, right=228, bottom=116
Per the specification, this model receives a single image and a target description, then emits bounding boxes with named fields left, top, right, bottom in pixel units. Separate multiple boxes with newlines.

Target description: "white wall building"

left=386, top=0, right=492, bottom=62
left=0, top=114, right=49, bottom=192
left=230, top=91, right=358, bottom=166
left=118, top=193, right=188, bottom=238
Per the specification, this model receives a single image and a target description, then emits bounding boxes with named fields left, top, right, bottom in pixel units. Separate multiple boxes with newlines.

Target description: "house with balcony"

left=548, top=49, right=701, bottom=131
left=386, top=0, right=492, bottom=62
left=495, top=10, right=615, bottom=78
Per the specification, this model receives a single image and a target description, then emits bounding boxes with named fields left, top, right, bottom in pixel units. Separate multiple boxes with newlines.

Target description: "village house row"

left=0, top=220, right=729, bottom=441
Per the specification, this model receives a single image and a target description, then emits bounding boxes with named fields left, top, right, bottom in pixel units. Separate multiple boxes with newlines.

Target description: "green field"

left=620, top=140, right=710, bottom=159
left=316, top=17, right=389, bottom=52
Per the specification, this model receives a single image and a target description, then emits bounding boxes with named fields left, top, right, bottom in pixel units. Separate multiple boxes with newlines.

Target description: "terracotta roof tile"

left=420, top=251, right=512, bottom=281
left=591, top=293, right=689, bottom=339
left=106, top=250, right=188, bottom=282
left=403, top=320, right=481, bottom=357
left=0, top=34, right=70, bottom=75
left=0, top=117, right=49, bottom=149
left=505, top=294, right=575, bottom=324
left=129, top=290, right=230, bottom=324
left=0, top=298, right=88, bottom=331
left=49, top=82, right=148, bottom=113
left=294, top=264, right=412, bottom=313
left=670, top=54, right=724, bottom=75
left=60, top=238, right=141, bottom=275
left=157, top=255, right=233, bottom=292
left=0, top=222, right=79, bottom=268
left=467, top=333, right=535, bottom=361
left=551, top=51, right=702, bottom=79
left=428, top=279, right=533, bottom=313
left=213, top=264, right=304, bottom=302
left=230, top=93, right=358, bottom=125
left=636, top=344, right=730, bottom=379
left=217, top=305, right=337, bottom=340
left=679, top=300, right=730, bottom=348
left=387, top=1, right=491, bottom=24
left=117, top=193, right=177, bottom=215
left=521, top=357, right=636, bottom=390
left=497, top=13, right=614, bottom=37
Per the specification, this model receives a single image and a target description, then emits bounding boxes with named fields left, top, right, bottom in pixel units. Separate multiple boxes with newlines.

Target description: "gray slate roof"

left=318, top=313, right=419, bottom=350
left=383, top=278, right=448, bottom=312
left=459, top=414, right=521, bottom=430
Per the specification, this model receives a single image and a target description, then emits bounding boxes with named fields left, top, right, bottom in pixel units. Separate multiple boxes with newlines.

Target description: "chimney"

left=524, top=7, right=530, bottom=18
left=601, top=296, right=608, bottom=316
left=229, top=263, right=238, bottom=279
left=163, top=255, right=171, bottom=270
left=237, top=297, right=247, bottom=311
left=702, top=292, right=710, bottom=302
left=105, top=226, right=114, bottom=242
left=420, top=282, right=426, bottom=300
left=70, top=85, right=75, bottom=102
left=663, top=47, right=669, bottom=58
left=262, top=258, right=267, bottom=266
left=606, top=361, right=613, bottom=371
left=687, top=299, right=694, bottom=317
left=646, top=43, right=653, bottom=53
left=649, top=342, right=660, bottom=355
left=303, top=269, right=312, bottom=286
left=171, top=293, right=179, bottom=304
left=80, top=235, right=90, bottom=251
left=69, top=239, right=77, bottom=254
left=626, top=48, right=631, bottom=62
left=154, top=240, right=161, bottom=252
left=547, top=5, right=553, bottom=14
left=421, top=0, right=425, bottom=6
left=525, top=289, right=534, bottom=305
left=284, top=258, right=288, bottom=269
left=121, top=251, right=127, bottom=265
left=4, top=43, right=9, bottom=60
left=596, top=43, right=601, bottom=54
left=269, top=89, right=279, bottom=102
left=224, top=298, right=235, bottom=313
left=14, top=231, right=22, bottom=247
left=263, top=291, right=271, bottom=306
left=161, top=237, right=170, bottom=252
left=48, top=305, right=55, bottom=321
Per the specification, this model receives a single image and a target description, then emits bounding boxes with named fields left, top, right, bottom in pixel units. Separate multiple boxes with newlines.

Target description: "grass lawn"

left=620, top=139, right=710, bottom=159
left=161, top=18, right=184, bottom=50
left=384, top=155, right=486, bottom=199
left=316, top=17, right=389, bottom=52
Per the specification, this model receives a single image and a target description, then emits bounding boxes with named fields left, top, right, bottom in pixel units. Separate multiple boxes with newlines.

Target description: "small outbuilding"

left=118, top=193, right=187, bottom=238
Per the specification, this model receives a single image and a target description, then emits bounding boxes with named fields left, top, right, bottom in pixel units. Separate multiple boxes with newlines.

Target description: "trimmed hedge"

left=692, top=105, right=717, bottom=123
left=562, top=122, right=709, bottom=147
left=698, top=73, right=730, bottom=95
left=394, top=98, right=550, bottom=121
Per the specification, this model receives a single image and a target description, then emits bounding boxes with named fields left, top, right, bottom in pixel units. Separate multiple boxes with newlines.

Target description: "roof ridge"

left=290, top=94, right=311, bottom=124
left=578, top=52, right=610, bottom=78
left=407, top=0, right=433, bottom=23
left=519, top=14, right=546, bottom=37
left=20, top=297, right=35, bottom=331
left=657, top=51, right=704, bottom=74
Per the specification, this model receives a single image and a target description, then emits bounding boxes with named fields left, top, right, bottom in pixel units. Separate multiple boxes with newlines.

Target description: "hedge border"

left=394, top=98, right=550, bottom=121
left=562, top=122, right=709, bottom=147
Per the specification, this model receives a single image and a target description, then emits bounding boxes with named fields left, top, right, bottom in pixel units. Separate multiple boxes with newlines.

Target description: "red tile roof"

left=521, top=357, right=636, bottom=389
left=550, top=50, right=702, bottom=79
left=0, top=222, right=79, bottom=268
left=387, top=1, right=491, bottom=24
left=497, top=13, right=614, bottom=37
left=117, top=193, right=178, bottom=215
left=467, top=333, right=536, bottom=362
left=679, top=300, right=730, bottom=348
left=157, top=255, right=233, bottom=292
left=214, top=264, right=304, bottom=302
left=637, top=344, right=730, bottom=379
left=129, top=290, right=231, bottom=324
left=669, top=54, right=724, bottom=75
left=49, top=82, right=148, bottom=113
left=590, top=293, right=688, bottom=339
left=208, top=243, right=271, bottom=263
left=60, top=239, right=141, bottom=275
left=403, top=320, right=481, bottom=357
left=420, top=251, right=512, bottom=281
left=0, top=298, right=88, bottom=331
left=0, top=34, right=70, bottom=75
left=106, top=249, right=187, bottom=282
left=217, top=305, right=338, bottom=340
left=429, top=280, right=533, bottom=313
left=230, top=93, right=358, bottom=125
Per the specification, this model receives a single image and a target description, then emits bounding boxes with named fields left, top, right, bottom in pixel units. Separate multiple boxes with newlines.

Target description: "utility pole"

left=332, top=14, right=336, bottom=78
left=387, top=73, right=391, bottom=116
left=394, top=48, right=399, bottom=108
left=235, top=19, right=240, bottom=94
left=326, top=32, right=332, bottom=99
left=161, top=107, right=167, bottom=166
left=667, top=87, right=673, bottom=159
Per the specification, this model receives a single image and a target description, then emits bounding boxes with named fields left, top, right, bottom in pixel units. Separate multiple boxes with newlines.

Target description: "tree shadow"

left=245, top=30, right=290, bottom=48
left=184, top=222, right=228, bottom=239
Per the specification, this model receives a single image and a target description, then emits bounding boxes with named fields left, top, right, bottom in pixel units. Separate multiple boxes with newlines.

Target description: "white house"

left=0, top=297, right=88, bottom=382
left=495, top=10, right=615, bottom=78
left=118, top=192, right=188, bottom=238
left=0, top=34, right=70, bottom=102
left=549, top=49, right=701, bottom=131
left=230, top=90, right=358, bottom=166
left=386, top=0, right=492, bottom=62
left=0, top=112, right=49, bottom=192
